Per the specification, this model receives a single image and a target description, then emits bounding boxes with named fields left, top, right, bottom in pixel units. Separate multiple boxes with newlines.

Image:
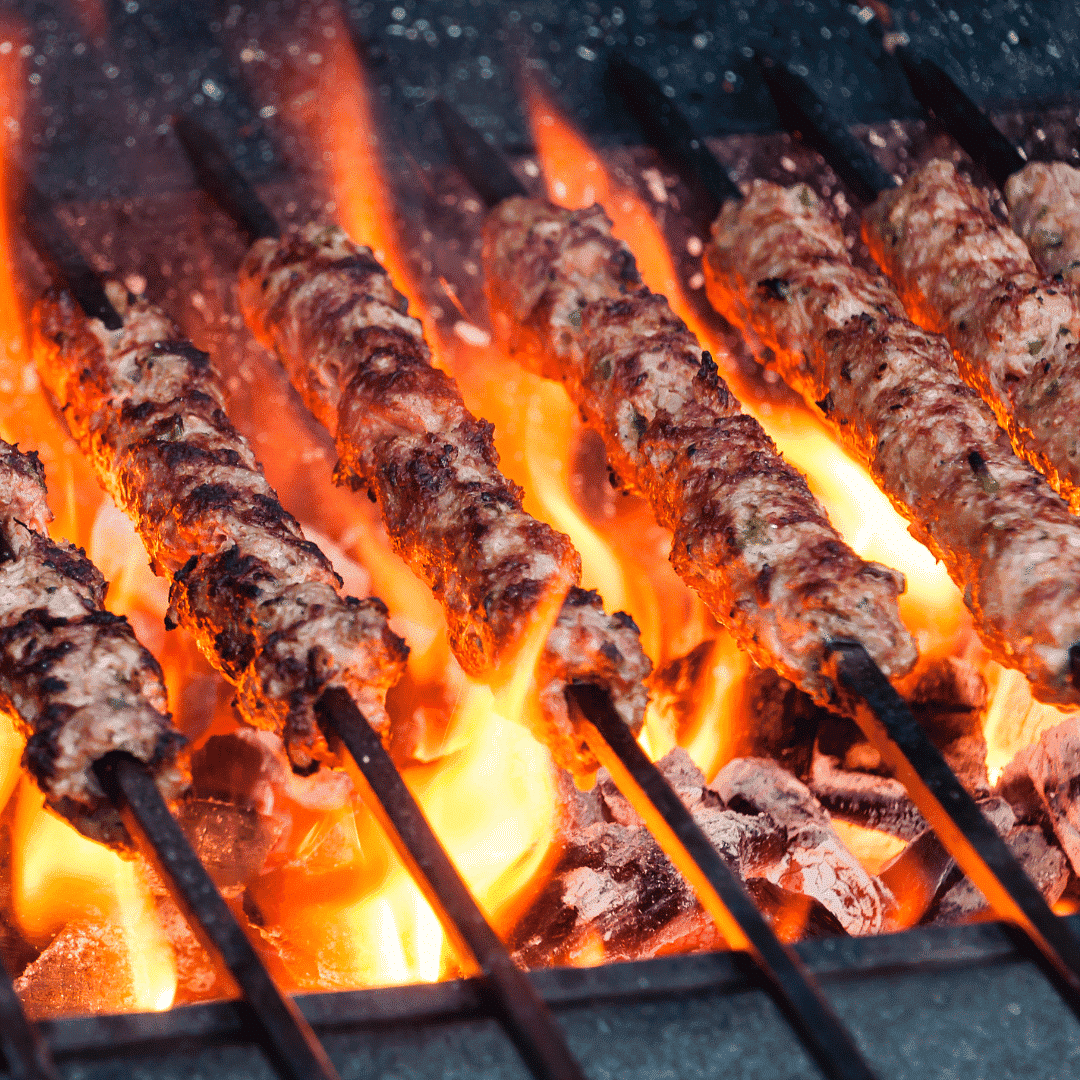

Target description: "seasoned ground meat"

left=0, top=439, right=186, bottom=847
left=483, top=196, right=916, bottom=708
left=863, top=158, right=1080, bottom=510
left=1006, top=160, right=1080, bottom=286
left=706, top=179, right=1080, bottom=708
left=32, top=283, right=408, bottom=773
left=238, top=224, right=650, bottom=775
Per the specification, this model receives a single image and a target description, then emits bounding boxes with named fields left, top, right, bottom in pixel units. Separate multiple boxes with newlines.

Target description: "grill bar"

left=0, top=957, right=60, bottom=1080
left=316, top=688, right=586, bottom=1080
left=567, top=683, right=878, bottom=1080
left=93, top=752, right=341, bottom=1080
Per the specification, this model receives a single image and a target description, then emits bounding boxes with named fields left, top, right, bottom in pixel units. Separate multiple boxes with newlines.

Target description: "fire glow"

left=0, top=7, right=1075, bottom=1022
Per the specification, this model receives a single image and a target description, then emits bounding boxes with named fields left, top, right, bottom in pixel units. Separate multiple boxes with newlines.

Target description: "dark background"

left=4, top=0, right=1079, bottom=199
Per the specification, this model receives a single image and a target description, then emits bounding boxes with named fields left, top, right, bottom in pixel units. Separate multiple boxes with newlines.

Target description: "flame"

left=252, top=11, right=559, bottom=988
left=12, top=778, right=177, bottom=1011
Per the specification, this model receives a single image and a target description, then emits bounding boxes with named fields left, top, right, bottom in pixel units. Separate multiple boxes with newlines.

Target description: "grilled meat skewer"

left=32, top=282, right=408, bottom=773
left=1007, top=162, right=1080, bottom=286
left=0, top=438, right=185, bottom=846
left=862, top=158, right=1080, bottom=510
left=238, top=223, right=650, bottom=776
left=482, top=197, right=917, bottom=706
left=707, top=179, right=1080, bottom=708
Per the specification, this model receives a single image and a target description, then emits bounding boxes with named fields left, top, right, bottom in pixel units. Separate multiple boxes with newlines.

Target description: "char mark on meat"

left=32, top=282, right=408, bottom=773
left=0, top=439, right=186, bottom=847
left=238, top=223, right=651, bottom=777
left=482, top=196, right=916, bottom=708
left=705, top=178, right=1080, bottom=708
left=863, top=158, right=1080, bottom=512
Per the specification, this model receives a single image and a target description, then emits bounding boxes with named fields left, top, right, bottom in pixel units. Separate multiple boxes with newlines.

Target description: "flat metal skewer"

left=607, top=53, right=1080, bottom=1010
left=316, top=689, right=585, bottom=1080
left=94, top=752, right=341, bottom=1080
left=894, top=48, right=1028, bottom=191
left=0, top=957, right=60, bottom=1080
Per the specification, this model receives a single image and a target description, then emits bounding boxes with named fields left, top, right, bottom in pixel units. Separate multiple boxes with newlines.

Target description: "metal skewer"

left=602, top=51, right=1080, bottom=1011
left=434, top=95, right=881, bottom=1080
left=94, top=752, right=340, bottom=1080
left=21, top=153, right=586, bottom=1080
left=0, top=957, right=60, bottom=1080
left=894, top=48, right=1029, bottom=191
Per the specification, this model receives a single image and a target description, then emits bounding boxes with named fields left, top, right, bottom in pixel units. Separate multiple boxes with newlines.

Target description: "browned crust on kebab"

left=705, top=179, right=1080, bottom=708
left=863, top=158, right=1080, bottom=511
left=237, top=224, right=650, bottom=775
left=32, top=284, right=408, bottom=773
left=0, top=440, right=186, bottom=846
left=1006, top=160, right=1080, bottom=287
left=483, top=196, right=916, bottom=707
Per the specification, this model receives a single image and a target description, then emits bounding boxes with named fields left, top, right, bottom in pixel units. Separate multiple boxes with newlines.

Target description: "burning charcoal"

left=510, top=750, right=787, bottom=968
left=809, top=714, right=926, bottom=839
left=645, top=641, right=714, bottom=754
left=15, top=921, right=141, bottom=1019
left=712, top=758, right=894, bottom=934
left=908, top=657, right=990, bottom=796
left=744, top=878, right=848, bottom=942
left=730, top=666, right=827, bottom=778
left=930, top=809, right=1069, bottom=927
left=999, top=716, right=1080, bottom=874
left=176, top=800, right=285, bottom=889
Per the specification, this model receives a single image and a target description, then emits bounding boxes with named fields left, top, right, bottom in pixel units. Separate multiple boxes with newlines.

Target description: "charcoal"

left=880, top=798, right=1018, bottom=928
left=729, top=666, right=825, bottom=778
left=510, top=750, right=787, bottom=967
left=190, top=729, right=289, bottom=815
left=14, top=920, right=139, bottom=1019
left=177, top=799, right=285, bottom=888
left=712, top=758, right=894, bottom=935
left=1001, top=716, right=1080, bottom=874
left=744, top=878, right=848, bottom=942
left=646, top=641, right=715, bottom=754
left=930, top=820, right=1069, bottom=926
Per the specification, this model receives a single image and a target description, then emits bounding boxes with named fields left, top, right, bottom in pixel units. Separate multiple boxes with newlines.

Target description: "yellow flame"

left=12, top=779, right=177, bottom=1011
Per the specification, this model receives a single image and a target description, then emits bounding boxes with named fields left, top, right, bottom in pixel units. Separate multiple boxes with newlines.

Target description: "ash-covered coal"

left=510, top=749, right=895, bottom=967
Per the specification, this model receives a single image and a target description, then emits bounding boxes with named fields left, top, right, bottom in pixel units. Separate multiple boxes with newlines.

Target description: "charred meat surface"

left=32, top=283, right=408, bottom=773
left=1006, top=161, right=1080, bottom=287
left=0, top=439, right=185, bottom=846
left=863, top=158, right=1080, bottom=510
left=706, top=180, right=1080, bottom=708
left=238, top=223, right=649, bottom=775
left=482, top=196, right=916, bottom=707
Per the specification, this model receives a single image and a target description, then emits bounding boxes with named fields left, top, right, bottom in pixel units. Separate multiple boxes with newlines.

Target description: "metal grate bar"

left=317, top=688, right=587, bottom=1080
left=94, top=752, right=341, bottom=1080
left=0, top=956, right=60, bottom=1080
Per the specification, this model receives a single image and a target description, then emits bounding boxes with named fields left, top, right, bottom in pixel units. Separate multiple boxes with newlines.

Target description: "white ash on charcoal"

left=14, top=920, right=143, bottom=1020
left=999, top=715, right=1080, bottom=877
left=510, top=750, right=877, bottom=967
left=714, top=758, right=894, bottom=935
left=924, top=798, right=1070, bottom=926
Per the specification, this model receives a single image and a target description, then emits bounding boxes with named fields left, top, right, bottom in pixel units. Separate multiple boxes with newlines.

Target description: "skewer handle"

left=316, top=687, right=587, bottom=1080
left=567, top=683, right=880, bottom=1080
left=756, top=55, right=896, bottom=203
left=0, top=957, right=59, bottom=1080
left=173, top=114, right=281, bottom=242
left=895, top=48, right=1027, bottom=191
left=93, top=752, right=341, bottom=1080
left=828, top=642, right=1080, bottom=1006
